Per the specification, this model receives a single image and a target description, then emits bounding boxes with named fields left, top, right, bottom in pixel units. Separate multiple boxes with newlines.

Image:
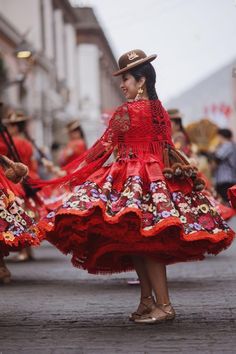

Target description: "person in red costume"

left=37, top=49, right=234, bottom=324
left=0, top=155, right=42, bottom=283
left=58, top=120, right=87, bottom=167
left=228, top=185, right=236, bottom=208
left=0, top=111, right=40, bottom=261
left=2, top=112, right=39, bottom=179
left=168, top=109, right=192, bottom=157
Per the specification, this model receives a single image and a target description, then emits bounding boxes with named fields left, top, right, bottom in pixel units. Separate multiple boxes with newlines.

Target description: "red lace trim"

left=39, top=202, right=234, bottom=240
left=29, top=99, right=173, bottom=189
left=0, top=231, right=43, bottom=257
left=39, top=203, right=234, bottom=274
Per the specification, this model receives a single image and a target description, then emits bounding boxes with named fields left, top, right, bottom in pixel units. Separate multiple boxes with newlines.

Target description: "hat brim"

left=2, top=116, right=30, bottom=124
left=113, top=54, right=157, bottom=76
left=169, top=114, right=183, bottom=120
left=68, top=122, right=81, bottom=132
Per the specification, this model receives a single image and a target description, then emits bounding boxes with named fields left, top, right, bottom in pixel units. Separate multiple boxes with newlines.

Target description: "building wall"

left=77, top=43, right=103, bottom=145
left=0, top=38, right=20, bottom=107
left=100, top=55, right=122, bottom=113
left=0, top=0, right=42, bottom=51
left=0, top=2, right=123, bottom=150
left=54, top=8, right=66, bottom=81
left=42, top=0, right=54, bottom=60
left=64, top=22, right=78, bottom=114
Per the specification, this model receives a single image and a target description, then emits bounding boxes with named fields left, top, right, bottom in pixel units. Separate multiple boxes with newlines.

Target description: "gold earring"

left=138, top=87, right=144, bottom=95
left=135, top=87, right=144, bottom=101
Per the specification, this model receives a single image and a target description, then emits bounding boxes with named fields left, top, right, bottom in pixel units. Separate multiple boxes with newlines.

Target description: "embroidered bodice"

left=31, top=100, right=174, bottom=188
left=86, top=99, right=173, bottom=164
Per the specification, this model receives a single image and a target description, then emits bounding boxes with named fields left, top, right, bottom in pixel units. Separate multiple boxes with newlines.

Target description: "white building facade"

left=0, top=0, right=122, bottom=150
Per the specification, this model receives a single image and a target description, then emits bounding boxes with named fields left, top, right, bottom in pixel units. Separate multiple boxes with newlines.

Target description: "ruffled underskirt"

left=0, top=184, right=43, bottom=257
left=39, top=159, right=235, bottom=274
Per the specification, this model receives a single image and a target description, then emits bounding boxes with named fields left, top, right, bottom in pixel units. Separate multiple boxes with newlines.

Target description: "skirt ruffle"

left=0, top=184, right=43, bottom=257
left=228, top=185, right=236, bottom=209
left=39, top=159, right=235, bottom=274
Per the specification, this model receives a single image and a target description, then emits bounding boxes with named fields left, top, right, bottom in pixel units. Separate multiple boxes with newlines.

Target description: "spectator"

left=58, top=120, right=87, bottom=167
left=213, top=128, right=236, bottom=203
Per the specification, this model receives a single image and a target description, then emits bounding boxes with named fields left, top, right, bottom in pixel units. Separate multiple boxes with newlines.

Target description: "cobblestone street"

left=0, top=218, right=236, bottom=354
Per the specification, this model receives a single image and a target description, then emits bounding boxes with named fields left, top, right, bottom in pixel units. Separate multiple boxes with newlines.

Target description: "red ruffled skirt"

left=203, top=191, right=236, bottom=220
left=39, top=158, right=235, bottom=274
left=228, top=185, right=236, bottom=209
left=0, top=183, right=43, bottom=257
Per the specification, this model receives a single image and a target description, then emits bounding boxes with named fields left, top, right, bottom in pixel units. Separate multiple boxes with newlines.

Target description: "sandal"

left=134, top=303, right=175, bottom=324
left=15, top=248, right=35, bottom=262
left=129, top=295, right=156, bottom=321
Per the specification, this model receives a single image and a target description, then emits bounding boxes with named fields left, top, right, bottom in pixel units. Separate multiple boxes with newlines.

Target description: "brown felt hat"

left=3, top=111, right=30, bottom=124
left=113, top=49, right=157, bottom=76
left=66, top=120, right=81, bottom=133
left=167, top=109, right=183, bottom=120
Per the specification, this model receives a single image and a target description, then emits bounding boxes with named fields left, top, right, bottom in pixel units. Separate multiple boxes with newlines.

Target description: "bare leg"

left=134, top=257, right=175, bottom=323
left=144, top=257, right=170, bottom=304
left=129, top=256, right=155, bottom=320
left=132, top=256, right=152, bottom=298
left=0, top=256, right=11, bottom=284
left=0, top=256, right=5, bottom=267
left=17, top=247, right=34, bottom=261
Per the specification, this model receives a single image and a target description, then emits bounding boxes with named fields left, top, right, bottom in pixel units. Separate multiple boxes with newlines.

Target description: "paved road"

left=1, top=218, right=236, bottom=354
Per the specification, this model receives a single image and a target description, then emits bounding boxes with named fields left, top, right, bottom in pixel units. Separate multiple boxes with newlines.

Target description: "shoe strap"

left=140, top=295, right=155, bottom=305
left=157, top=303, right=173, bottom=314
left=141, top=295, right=153, bottom=300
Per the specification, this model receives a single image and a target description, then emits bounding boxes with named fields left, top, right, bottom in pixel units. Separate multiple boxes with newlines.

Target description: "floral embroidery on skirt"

left=0, top=184, right=43, bottom=256
left=40, top=174, right=234, bottom=274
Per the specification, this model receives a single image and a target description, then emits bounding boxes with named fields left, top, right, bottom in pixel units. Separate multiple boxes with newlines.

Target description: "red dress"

left=0, top=171, right=43, bottom=257
left=59, top=139, right=87, bottom=167
left=0, top=135, right=46, bottom=219
left=228, top=185, right=236, bottom=209
left=0, top=135, right=38, bottom=179
left=39, top=140, right=87, bottom=212
left=38, top=100, right=234, bottom=274
left=172, top=131, right=192, bottom=157
left=0, top=140, right=25, bottom=197
left=11, top=137, right=39, bottom=180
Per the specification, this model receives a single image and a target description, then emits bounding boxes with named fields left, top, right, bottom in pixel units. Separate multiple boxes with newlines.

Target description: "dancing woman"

left=37, top=50, right=234, bottom=323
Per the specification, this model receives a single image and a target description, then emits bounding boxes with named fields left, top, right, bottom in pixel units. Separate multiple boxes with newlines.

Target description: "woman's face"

left=69, top=130, right=82, bottom=141
left=120, top=73, right=140, bottom=100
left=171, top=120, right=180, bottom=134
left=7, top=123, right=19, bottom=136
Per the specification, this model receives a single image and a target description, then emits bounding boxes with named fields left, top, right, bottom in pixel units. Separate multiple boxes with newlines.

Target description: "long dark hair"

left=129, top=63, right=162, bottom=123
left=9, top=121, right=26, bottom=133
left=74, top=126, right=85, bottom=140
left=72, top=126, right=87, bottom=148
left=172, top=118, right=184, bottom=132
left=129, top=62, right=158, bottom=100
left=171, top=117, right=191, bottom=145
